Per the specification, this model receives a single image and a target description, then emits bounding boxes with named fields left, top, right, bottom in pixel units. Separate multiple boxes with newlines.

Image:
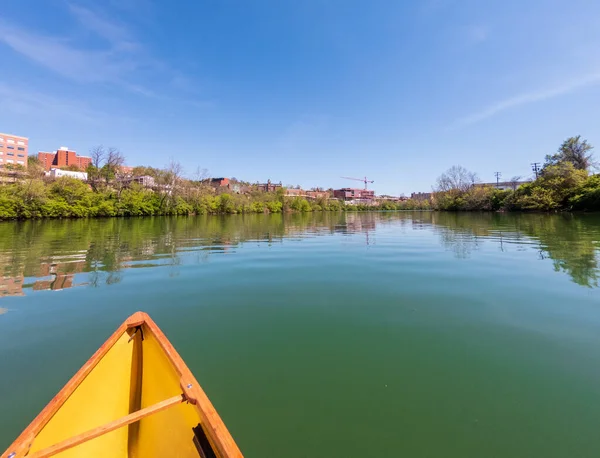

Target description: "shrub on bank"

left=433, top=164, right=599, bottom=212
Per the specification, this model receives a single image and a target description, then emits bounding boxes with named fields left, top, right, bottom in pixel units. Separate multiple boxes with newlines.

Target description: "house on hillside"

left=120, top=175, right=156, bottom=188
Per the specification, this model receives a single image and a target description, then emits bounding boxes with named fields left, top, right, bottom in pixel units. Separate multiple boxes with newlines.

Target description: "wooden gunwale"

left=2, top=311, right=243, bottom=458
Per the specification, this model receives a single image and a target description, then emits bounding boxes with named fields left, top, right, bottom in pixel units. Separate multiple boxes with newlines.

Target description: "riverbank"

left=2, top=162, right=599, bottom=220
left=0, top=177, right=431, bottom=220
left=434, top=164, right=600, bottom=212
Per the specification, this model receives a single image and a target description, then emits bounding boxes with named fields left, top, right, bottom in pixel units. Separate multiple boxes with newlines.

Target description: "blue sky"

left=1, top=0, right=600, bottom=195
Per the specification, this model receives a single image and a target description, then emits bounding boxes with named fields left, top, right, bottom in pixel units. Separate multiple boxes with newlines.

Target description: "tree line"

left=0, top=145, right=431, bottom=219
left=433, top=136, right=600, bottom=211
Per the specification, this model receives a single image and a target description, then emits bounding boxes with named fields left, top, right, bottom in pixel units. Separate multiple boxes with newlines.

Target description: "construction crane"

left=341, top=176, right=375, bottom=190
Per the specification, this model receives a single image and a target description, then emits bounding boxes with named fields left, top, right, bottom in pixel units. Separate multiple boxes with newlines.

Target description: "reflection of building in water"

left=33, top=261, right=86, bottom=292
left=0, top=275, right=25, bottom=297
left=343, top=213, right=377, bottom=233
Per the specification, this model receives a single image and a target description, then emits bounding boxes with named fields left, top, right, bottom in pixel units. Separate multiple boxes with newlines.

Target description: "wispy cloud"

left=450, top=72, right=600, bottom=129
left=0, top=3, right=199, bottom=103
left=0, top=82, right=105, bottom=123
left=0, top=21, right=138, bottom=84
left=68, top=3, right=138, bottom=51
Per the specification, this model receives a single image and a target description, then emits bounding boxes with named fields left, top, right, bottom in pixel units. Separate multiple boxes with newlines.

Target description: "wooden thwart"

left=27, top=394, right=185, bottom=458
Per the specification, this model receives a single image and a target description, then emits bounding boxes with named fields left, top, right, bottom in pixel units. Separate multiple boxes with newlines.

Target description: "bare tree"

left=193, top=166, right=209, bottom=182
left=509, top=175, right=522, bottom=191
left=106, top=147, right=125, bottom=170
left=157, top=159, right=184, bottom=210
left=87, top=146, right=106, bottom=190
left=165, top=159, right=183, bottom=188
left=435, top=165, right=479, bottom=192
left=102, top=147, right=126, bottom=184
left=90, top=145, right=105, bottom=169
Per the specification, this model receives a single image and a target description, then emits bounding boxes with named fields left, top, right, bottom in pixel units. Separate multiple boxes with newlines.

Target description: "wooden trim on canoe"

left=141, top=313, right=243, bottom=458
left=26, top=395, right=185, bottom=458
left=2, top=316, right=133, bottom=458
left=2, top=311, right=243, bottom=458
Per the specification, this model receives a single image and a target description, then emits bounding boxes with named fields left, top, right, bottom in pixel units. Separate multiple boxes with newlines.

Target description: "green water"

left=1, top=212, right=600, bottom=457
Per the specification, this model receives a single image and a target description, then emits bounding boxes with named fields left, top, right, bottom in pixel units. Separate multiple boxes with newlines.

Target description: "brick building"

left=285, top=188, right=304, bottom=197
left=256, top=180, right=282, bottom=192
left=0, top=133, right=28, bottom=169
left=333, top=188, right=375, bottom=201
left=209, top=177, right=230, bottom=188
left=38, top=147, right=92, bottom=171
left=305, top=190, right=329, bottom=199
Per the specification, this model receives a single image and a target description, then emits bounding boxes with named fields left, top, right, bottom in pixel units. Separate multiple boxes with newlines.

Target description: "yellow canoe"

left=2, top=312, right=243, bottom=458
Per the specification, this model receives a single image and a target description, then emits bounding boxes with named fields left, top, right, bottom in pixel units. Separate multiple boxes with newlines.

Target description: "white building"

left=47, top=168, right=88, bottom=181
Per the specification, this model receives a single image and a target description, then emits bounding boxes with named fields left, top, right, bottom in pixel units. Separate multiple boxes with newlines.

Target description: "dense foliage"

left=0, top=178, right=430, bottom=220
left=434, top=136, right=600, bottom=212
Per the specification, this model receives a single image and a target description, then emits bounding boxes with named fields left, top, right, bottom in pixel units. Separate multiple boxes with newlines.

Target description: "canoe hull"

left=2, top=312, right=243, bottom=458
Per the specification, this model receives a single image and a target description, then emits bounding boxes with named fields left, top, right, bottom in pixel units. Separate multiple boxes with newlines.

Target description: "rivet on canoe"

left=187, top=384, right=192, bottom=389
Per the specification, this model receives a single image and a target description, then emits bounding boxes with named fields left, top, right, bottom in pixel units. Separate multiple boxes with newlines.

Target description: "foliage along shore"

left=1, top=135, right=599, bottom=220
left=0, top=178, right=431, bottom=220
left=434, top=136, right=600, bottom=212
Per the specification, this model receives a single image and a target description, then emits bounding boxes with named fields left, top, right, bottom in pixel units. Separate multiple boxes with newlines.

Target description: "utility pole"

left=531, top=163, right=541, bottom=179
left=494, top=171, right=501, bottom=188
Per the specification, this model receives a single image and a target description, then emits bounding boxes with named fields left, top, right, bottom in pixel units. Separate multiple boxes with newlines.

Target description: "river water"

left=1, top=212, right=600, bottom=457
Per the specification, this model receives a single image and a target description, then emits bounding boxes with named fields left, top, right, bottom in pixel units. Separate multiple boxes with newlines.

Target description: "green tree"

left=514, top=162, right=587, bottom=211
left=545, top=136, right=595, bottom=171
left=27, top=155, right=45, bottom=178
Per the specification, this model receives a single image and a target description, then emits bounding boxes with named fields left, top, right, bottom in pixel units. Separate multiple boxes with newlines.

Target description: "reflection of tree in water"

left=519, top=214, right=600, bottom=288
left=0, top=212, right=598, bottom=293
left=430, top=212, right=600, bottom=288
left=0, top=212, right=389, bottom=295
left=429, top=212, right=486, bottom=258
left=437, top=228, right=481, bottom=258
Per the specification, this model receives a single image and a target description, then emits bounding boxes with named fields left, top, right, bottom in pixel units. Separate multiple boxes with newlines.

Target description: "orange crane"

left=341, top=176, right=374, bottom=190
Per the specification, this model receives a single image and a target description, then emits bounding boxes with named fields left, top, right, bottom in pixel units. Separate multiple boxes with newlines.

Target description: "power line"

left=531, top=163, right=541, bottom=179
left=494, top=171, right=501, bottom=187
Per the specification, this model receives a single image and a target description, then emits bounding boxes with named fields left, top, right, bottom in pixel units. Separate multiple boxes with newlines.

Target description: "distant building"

left=333, top=188, right=375, bottom=202
left=38, top=147, right=92, bottom=171
left=282, top=188, right=330, bottom=199
left=120, top=175, right=155, bottom=188
left=410, top=192, right=432, bottom=201
left=285, top=188, right=304, bottom=197
left=475, top=181, right=531, bottom=191
left=256, top=180, right=282, bottom=192
left=205, top=177, right=243, bottom=193
left=378, top=195, right=406, bottom=202
left=120, top=165, right=134, bottom=175
left=48, top=168, right=88, bottom=180
left=0, top=133, right=28, bottom=169
left=209, top=177, right=230, bottom=188
left=305, top=190, right=329, bottom=200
